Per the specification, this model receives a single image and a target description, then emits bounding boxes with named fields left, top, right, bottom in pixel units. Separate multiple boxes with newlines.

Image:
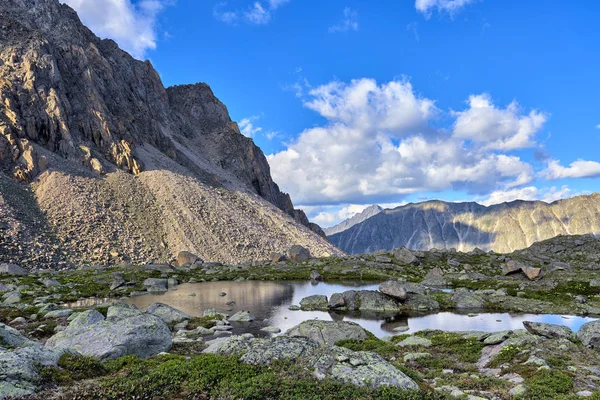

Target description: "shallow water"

left=98, top=280, right=596, bottom=338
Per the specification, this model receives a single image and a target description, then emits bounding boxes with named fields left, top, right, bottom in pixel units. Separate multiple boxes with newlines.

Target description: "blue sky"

left=63, top=0, right=600, bottom=227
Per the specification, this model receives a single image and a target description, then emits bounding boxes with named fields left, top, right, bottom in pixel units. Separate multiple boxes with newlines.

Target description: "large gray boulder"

left=45, top=305, right=172, bottom=360
left=2, top=292, right=21, bottom=305
left=228, top=311, right=255, bottom=322
left=300, top=294, right=328, bottom=311
left=577, top=320, right=600, bottom=349
left=312, top=346, right=419, bottom=390
left=241, top=336, right=318, bottom=365
left=0, top=323, right=36, bottom=348
left=340, top=290, right=401, bottom=312
left=146, top=303, right=192, bottom=324
left=288, top=245, right=311, bottom=263
left=0, top=264, right=27, bottom=276
left=523, top=321, right=574, bottom=340
left=379, top=281, right=407, bottom=301
left=286, top=320, right=368, bottom=345
left=452, top=288, right=485, bottom=309
left=392, top=247, right=420, bottom=266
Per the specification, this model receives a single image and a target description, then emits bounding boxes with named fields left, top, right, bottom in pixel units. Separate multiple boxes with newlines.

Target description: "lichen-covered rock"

left=310, top=270, right=322, bottom=281
left=68, top=310, right=105, bottom=328
left=241, top=336, right=318, bottom=365
left=392, top=247, right=420, bottom=265
left=328, top=293, right=345, bottom=308
left=397, top=336, right=432, bottom=348
left=338, top=290, right=401, bottom=312
left=0, top=264, right=27, bottom=276
left=577, top=320, right=600, bottom=349
left=299, top=295, right=328, bottom=311
left=286, top=320, right=368, bottom=346
left=452, top=288, right=485, bottom=309
left=228, top=311, right=255, bottom=322
left=378, top=281, right=407, bottom=301
left=0, top=323, right=36, bottom=348
left=312, top=346, right=419, bottom=390
left=522, top=321, right=574, bottom=339
left=404, top=294, right=440, bottom=311
left=143, top=278, right=168, bottom=289
left=288, top=245, right=311, bottom=262
left=2, top=292, right=21, bottom=305
left=146, top=303, right=191, bottom=324
left=45, top=305, right=171, bottom=360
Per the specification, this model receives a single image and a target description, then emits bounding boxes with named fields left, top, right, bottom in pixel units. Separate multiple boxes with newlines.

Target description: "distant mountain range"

left=328, top=194, right=600, bottom=254
left=323, top=205, right=383, bottom=236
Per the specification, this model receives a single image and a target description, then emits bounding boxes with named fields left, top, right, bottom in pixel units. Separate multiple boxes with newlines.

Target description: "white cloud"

left=60, top=0, right=170, bottom=59
left=415, top=0, right=477, bottom=17
left=452, top=94, right=547, bottom=151
left=268, top=78, right=537, bottom=205
left=480, top=185, right=575, bottom=206
left=214, top=0, right=289, bottom=25
left=596, top=123, right=600, bottom=129
left=542, top=159, right=600, bottom=180
left=238, top=116, right=263, bottom=138
left=329, top=7, right=359, bottom=33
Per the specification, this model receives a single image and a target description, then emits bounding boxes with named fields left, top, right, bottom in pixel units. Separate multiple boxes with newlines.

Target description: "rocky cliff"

left=0, top=0, right=339, bottom=267
left=329, top=194, right=600, bottom=254
left=324, top=205, right=383, bottom=236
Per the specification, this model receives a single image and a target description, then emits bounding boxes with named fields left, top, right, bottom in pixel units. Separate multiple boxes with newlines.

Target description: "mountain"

left=328, top=194, right=600, bottom=254
left=323, top=205, right=383, bottom=236
left=0, top=0, right=339, bottom=268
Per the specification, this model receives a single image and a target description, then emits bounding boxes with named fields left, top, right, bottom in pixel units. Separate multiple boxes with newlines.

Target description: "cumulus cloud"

left=329, top=7, right=359, bottom=33
left=61, top=0, right=170, bottom=59
left=452, top=94, right=547, bottom=151
left=268, top=78, right=537, bottom=205
left=415, top=0, right=477, bottom=17
left=214, top=0, right=289, bottom=25
left=542, top=159, right=600, bottom=180
left=480, top=185, right=575, bottom=206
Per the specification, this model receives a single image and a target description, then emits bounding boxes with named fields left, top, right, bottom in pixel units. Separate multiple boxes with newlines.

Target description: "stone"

left=143, top=278, right=168, bottom=290
left=288, top=245, right=310, bottom=262
left=2, top=292, right=21, bottom=305
left=328, top=293, right=345, bottom=308
left=509, top=385, right=527, bottom=397
left=392, top=247, right=420, bottom=265
left=270, top=252, right=286, bottom=263
left=483, top=331, right=512, bottom=345
left=228, top=311, right=255, bottom=322
left=403, top=352, right=431, bottom=362
left=260, top=326, right=281, bottom=334
left=299, top=294, right=328, bottom=311
left=68, top=310, right=105, bottom=328
left=404, top=294, right=440, bottom=311
left=0, top=264, right=27, bottom=276
left=522, top=266, right=541, bottom=280
left=522, top=321, right=574, bottom=340
left=379, top=281, right=407, bottom=301
left=241, top=336, right=318, bottom=365
left=375, top=256, right=392, bottom=264
left=452, top=288, right=485, bottom=309
left=397, top=336, right=432, bottom=347
left=309, top=270, right=322, bottom=281
left=43, top=309, right=73, bottom=319
left=0, top=323, right=36, bottom=348
left=45, top=305, right=172, bottom=360
left=577, top=320, right=600, bottom=349
left=176, top=251, right=201, bottom=267
left=502, top=260, right=523, bottom=275
left=447, top=259, right=461, bottom=267
left=146, top=303, right=192, bottom=324
left=590, top=278, right=600, bottom=287
left=41, top=278, right=61, bottom=288
left=286, top=320, right=368, bottom=345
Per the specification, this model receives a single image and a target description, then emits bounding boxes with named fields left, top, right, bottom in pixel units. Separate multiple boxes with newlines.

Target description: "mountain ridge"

left=323, top=205, right=383, bottom=236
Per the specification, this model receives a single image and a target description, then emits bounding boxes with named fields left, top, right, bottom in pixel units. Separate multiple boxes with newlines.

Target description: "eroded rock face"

left=285, top=320, right=368, bottom=346
left=45, top=305, right=172, bottom=360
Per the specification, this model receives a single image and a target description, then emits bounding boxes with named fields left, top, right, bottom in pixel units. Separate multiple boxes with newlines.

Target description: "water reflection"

left=70, top=280, right=596, bottom=338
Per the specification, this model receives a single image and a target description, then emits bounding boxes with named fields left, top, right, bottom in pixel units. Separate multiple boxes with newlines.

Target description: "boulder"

left=68, top=310, right=105, bottom=328
left=502, top=260, right=523, bottom=275
left=228, top=311, right=255, bottom=322
left=146, top=303, right=191, bottom=324
left=340, top=290, right=401, bottom=312
left=0, top=323, right=36, bottom=348
left=299, top=295, right=328, bottom=311
left=397, top=336, right=432, bottom=348
left=0, top=264, right=27, bottom=276
left=270, top=252, right=286, bottom=263
left=176, top=251, right=201, bottom=267
left=404, top=294, right=440, bottom=311
left=522, top=266, right=541, bottom=280
left=45, top=305, right=172, bottom=360
left=241, top=336, right=318, bottom=365
left=452, top=289, right=485, bottom=309
left=288, top=245, right=310, bottom=263
left=590, top=278, right=600, bottom=287
left=392, top=247, right=419, bottom=266
left=422, top=267, right=448, bottom=286
left=379, top=281, right=407, bottom=301
left=310, top=270, right=322, bottom=281
left=143, top=278, right=168, bottom=290
left=2, top=292, right=21, bottom=305
left=328, top=293, right=345, bottom=309
left=41, top=278, right=61, bottom=288
left=43, top=309, right=73, bottom=319
left=286, top=320, right=368, bottom=345
left=523, top=321, right=574, bottom=340
left=577, top=320, right=600, bottom=349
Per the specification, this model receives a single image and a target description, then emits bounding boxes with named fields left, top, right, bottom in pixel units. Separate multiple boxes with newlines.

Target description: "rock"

left=260, top=326, right=281, bottom=334
left=590, top=278, right=600, bottom=287
left=577, top=320, right=600, bottom=349
left=146, top=303, right=192, bottom=324
left=577, top=390, right=594, bottom=397
left=143, top=278, right=168, bottom=290
left=502, top=260, right=523, bottom=275
left=392, top=247, right=419, bottom=265
left=509, top=384, right=527, bottom=397
left=68, top=310, right=105, bottom=328
left=288, top=245, right=310, bottom=262
left=522, top=321, right=574, bottom=339
left=522, top=266, right=541, bottom=280
left=403, top=352, right=431, bottom=362
left=288, top=305, right=301, bottom=311
left=228, top=311, right=255, bottom=322
left=203, top=335, right=254, bottom=355
left=404, top=294, right=440, bottom=311
left=0, top=264, right=27, bottom=276
left=422, top=267, right=448, bottom=286
left=576, top=295, right=587, bottom=304
left=483, top=331, right=512, bottom=345
left=452, top=288, right=485, bottom=309
left=328, top=293, right=345, bottom=309
left=340, top=290, right=401, bottom=312
left=45, top=305, right=172, bottom=360
left=397, top=336, right=432, bottom=348
left=38, top=304, right=59, bottom=313
left=41, top=278, right=61, bottom=288
left=299, top=295, right=328, bottom=311
left=312, top=346, right=419, bottom=390
left=219, top=292, right=227, bottom=297
left=286, top=320, right=368, bottom=345
left=176, top=251, right=201, bottom=267
left=0, top=323, right=36, bottom=347
left=9, top=317, right=26, bottom=325
left=310, top=270, right=322, bottom=281
left=2, top=292, right=21, bottom=305
left=379, top=281, right=407, bottom=301
left=375, top=256, right=392, bottom=263
left=43, top=309, right=73, bottom=319
left=270, top=252, right=286, bottom=263
left=447, top=259, right=461, bottom=267
left=241, top=336, right=318, bottom=365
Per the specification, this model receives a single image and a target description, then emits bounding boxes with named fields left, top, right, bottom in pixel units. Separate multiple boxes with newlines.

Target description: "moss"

left=487, top=344, right=522, bottom=368
left=428, top=332, right=484, bottom=363
left=335, top=336, right=397, bottom=357
left=186, top=316, right=217, bottom=330
left=526, top=370, right=574, bottom=398
left=57, top=353, right=107, bottom=380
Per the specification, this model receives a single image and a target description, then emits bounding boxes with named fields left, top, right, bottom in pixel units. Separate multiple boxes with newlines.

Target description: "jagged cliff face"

left=329, top=194, right=600, bottom=254
left=324, top=205, right=383, bottom=236
left=0, top=0, right=337, bottom=267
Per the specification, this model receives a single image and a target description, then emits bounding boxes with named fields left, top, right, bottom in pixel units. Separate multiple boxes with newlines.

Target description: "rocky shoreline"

left=1, top=234, right=600, bottom=399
